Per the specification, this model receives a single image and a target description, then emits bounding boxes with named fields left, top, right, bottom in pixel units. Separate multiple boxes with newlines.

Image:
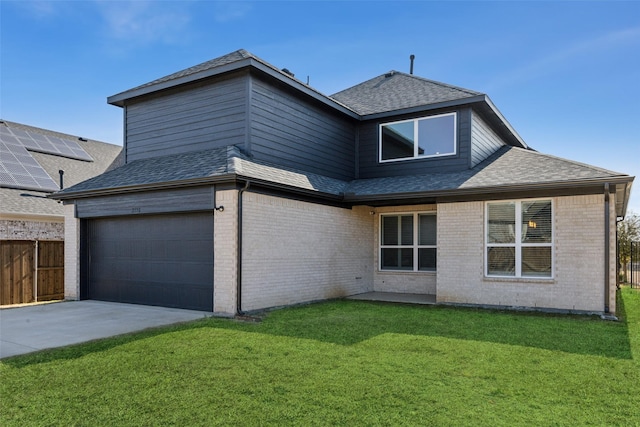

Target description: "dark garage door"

left=87, top=213, right=214, bottom=311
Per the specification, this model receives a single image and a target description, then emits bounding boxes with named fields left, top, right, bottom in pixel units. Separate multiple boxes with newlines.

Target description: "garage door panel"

left=88, top=213, right=213, bottom=311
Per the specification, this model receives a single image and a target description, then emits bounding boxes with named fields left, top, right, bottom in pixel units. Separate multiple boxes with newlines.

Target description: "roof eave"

left=49, top=174, right=239, bottom=200
left=359, top=95, right=487, bottom=121
left=344, top=176, right=634, bottom=204
left=107, top=58, right=359, bottom=119
left=49, top=173, right=345, bottom=202
left=358, top=94, right=528, bottom=149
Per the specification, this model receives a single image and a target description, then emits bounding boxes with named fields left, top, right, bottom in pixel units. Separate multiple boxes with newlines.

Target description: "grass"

left=2, top=288, right=640, bottom=426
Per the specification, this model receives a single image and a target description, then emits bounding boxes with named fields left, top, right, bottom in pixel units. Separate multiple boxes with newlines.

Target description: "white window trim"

left=484, top=199, right=554, bottom=279
left=379, top=212, right=437, bottom=272
left=379, top=112, right=457, bottom=163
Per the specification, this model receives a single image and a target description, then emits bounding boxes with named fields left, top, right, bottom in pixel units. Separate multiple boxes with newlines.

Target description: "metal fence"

left=631, top=241, right=640, bottom=288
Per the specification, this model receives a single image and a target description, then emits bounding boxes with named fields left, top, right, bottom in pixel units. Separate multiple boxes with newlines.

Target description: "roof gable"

left=330, top=71, right=483, bottom=116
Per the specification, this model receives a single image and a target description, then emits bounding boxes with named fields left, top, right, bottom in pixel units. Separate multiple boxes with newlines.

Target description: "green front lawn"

left=2, top=289, right=640, bottom=426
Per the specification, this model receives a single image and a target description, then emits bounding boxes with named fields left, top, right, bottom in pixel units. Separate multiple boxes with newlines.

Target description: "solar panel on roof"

left=0, top=136, right=60, bottom=192
left=2, top=126, right=94, bottom=162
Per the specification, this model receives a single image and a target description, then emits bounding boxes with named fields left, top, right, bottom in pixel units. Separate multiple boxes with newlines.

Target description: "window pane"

left=381, top=121, right=414, bottom=160
left=418, top=248, right=436, bottom=271
left=522, top=247, right=552, bottom=277
left=417, top=115, right=455, bottom=156
left=487, top=247, right=515, bottom=276
left=419, top=214, right=436, bottom=245
left=522, top=201, right=552, bottom=243
left=381, top=248, right=414, bottom=270
left=382, top=216, right=398, bottom=245
left=488, top=203, right=515, bottom=243
left=400, top=215, right=413, bottom=245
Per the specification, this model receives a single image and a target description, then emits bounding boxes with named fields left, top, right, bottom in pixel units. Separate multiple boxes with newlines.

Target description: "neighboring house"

left=53, top=49, right=634, bottom=316
left=0, top=120, right=121, bottom=305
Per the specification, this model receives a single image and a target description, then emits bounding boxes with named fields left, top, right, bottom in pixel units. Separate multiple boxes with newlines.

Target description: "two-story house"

left=53, top=49, right=634, bottom=316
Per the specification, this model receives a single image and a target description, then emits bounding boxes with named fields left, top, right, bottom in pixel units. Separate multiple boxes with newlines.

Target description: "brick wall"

left=63, top=204, right=80, bottom=300
left=0, top=219, right=63, bottom=240
left=240, top=193, right=373, bottom=312
left=213, top=189, right=238, bottom=315
left=372, top=204, right=437, bottom=294
left=437, top=195, right=613, bottom=313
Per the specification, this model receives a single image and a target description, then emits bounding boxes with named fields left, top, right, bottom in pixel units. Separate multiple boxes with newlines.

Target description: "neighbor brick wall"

left=0, top=219, right=64, bottom=240
left=372, top=204, right=437, bottom=295
left=240, top=193, right=373, bottom=312
left=437, top=195, right=612, bottom=313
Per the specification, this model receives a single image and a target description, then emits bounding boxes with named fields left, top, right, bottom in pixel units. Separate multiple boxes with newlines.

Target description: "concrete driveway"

left=0, top=300, right=211, bottom=359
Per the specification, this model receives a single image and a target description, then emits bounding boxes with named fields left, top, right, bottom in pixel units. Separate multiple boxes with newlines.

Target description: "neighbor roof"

left=0, top=120, right=121, bottom=218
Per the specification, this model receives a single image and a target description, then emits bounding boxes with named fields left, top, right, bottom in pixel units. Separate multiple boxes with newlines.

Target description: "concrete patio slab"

left=0, top=300, right=211, bottom=359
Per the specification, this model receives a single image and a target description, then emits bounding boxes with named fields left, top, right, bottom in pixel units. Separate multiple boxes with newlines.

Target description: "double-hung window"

left=486, top=200, right=553, bottom=278
left=379, top=112, right=456, bottom=162
left=380, top=213, right=437, bottom=271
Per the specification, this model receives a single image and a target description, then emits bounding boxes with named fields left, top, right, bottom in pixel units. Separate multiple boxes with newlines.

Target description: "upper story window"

left=379, top=112, right=457, bottom=162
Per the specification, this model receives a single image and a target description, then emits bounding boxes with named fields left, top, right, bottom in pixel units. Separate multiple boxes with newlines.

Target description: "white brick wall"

left=372, top=205, right=437, bottom=294
left=240, top=193, right=373, bottom=311
left=63, top=204, right=80, bottom=300
left=213, top=189, right=238, bottom=315
left=437, top=195, right=614, bottom=314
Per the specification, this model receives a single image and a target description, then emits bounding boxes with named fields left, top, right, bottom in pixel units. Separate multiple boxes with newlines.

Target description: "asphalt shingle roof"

left=330, top=71, right=482, bottom=116
left=0, top=120, right=121, bottom=217
left=58, top=145, right=349, bottom=197
left=122, top=49, right=254, bottom=94
left=344, top=146, right=628, bottom=198
left=57, top=144, right=629, bottom=203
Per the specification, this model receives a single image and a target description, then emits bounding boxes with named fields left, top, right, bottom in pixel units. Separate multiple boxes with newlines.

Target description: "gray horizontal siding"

left=249, top=76, right=356, bottom=181
left=125, top=74, right=248, bottom=162
left=75, top=187, right=213, bottom=218
left=358, top=107, right=472, bottom=179
left=471, top=111, right=506, bottom=167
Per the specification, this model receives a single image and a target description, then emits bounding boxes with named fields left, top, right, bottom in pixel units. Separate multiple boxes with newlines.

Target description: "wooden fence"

left=0, top=240, right=64, bottom=305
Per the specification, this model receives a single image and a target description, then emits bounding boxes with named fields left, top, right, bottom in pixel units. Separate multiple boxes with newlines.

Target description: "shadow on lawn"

left=242, top=299, right=635, bottom=360
left=4, top=292, right=636, bottom=367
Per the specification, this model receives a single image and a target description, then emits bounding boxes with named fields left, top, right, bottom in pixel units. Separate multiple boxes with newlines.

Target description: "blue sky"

left=1, top=1, right=639, bottom=213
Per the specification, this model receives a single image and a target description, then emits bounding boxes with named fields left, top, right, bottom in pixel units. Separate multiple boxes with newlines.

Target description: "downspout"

left=237, top=180, right=250, bottom=316
left=604, top=183, right=610, bottom=313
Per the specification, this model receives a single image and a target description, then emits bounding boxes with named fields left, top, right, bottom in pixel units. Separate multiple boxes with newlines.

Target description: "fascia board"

left=359, top=95, right=487, bottom=121
left=49, top=174, right=240, bottom=200
left=107, top=59, right=359, bottom=119
left=107, top=58, right=255, bottom=107
left=482, top=95, right=528, bottom=149
left=249, top=62, right=359, bottom=119
left=48, top=173, right=345, bottom=202
left=343, top=176, right=635, bottom=203
left=0, top=212, right=64, bottom=222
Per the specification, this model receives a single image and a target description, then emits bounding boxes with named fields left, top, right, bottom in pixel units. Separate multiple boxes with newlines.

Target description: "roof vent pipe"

left=410, top=54, right=415, bottom=75
left=58, top=169, right=64, bottom=190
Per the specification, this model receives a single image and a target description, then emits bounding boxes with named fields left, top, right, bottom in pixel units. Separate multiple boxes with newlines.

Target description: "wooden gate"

left=37, top=241, right=65, bottom=301
left=0, top=241, right=35, bottom=305
left=0, top=240, right=64, bottom=305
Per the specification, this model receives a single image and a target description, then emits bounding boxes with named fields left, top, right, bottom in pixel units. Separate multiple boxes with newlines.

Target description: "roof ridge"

left=385, top=70, right=483, bottom=96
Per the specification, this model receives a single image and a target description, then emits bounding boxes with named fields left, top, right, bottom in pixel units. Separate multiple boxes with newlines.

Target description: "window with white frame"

left=379, top=112, right=456, bottom=162
left=486, top=199, right=553, bottom=278
left=380, top=213, right=436, bottom=271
